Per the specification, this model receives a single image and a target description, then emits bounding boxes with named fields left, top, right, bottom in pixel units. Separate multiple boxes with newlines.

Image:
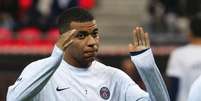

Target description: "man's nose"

left=87, top=35, right=97, bottom=47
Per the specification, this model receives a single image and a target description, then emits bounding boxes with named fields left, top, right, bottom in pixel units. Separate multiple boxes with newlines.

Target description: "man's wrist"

left=51, top=45, right=63, bottom=57
left=56, top=42, right=63, bottom=51
left=129, top=48, right=149, bottom=56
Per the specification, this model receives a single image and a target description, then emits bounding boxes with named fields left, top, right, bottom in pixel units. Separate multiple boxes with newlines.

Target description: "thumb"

left=128, top=43, right=135, bottom=52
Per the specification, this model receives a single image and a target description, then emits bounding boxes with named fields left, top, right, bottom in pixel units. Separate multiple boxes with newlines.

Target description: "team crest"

left=100, top=87, right=110, bottom=100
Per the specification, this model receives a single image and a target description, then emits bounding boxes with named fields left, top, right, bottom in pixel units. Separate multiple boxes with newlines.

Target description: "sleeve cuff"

left=129, top=48, right=149, bottom=56
left=130, top=48, right=155, bottom=69
left=51, top=45, right=63, bottom=58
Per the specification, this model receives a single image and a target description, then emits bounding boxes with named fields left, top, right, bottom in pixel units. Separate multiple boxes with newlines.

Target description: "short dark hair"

left=190, top=13, right=201, bottom=37
left=57, top=7, right=94, bottom=34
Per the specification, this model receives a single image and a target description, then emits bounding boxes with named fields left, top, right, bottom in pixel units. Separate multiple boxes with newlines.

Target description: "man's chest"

left=38, top=73, right=120, bottom=101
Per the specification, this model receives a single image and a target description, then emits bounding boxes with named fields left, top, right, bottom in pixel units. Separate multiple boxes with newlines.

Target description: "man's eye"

left=91, top=31, right=99, bottom=38
left=76, top=32, right=87, bottom=39
left=77, top=34, right=85, bottom=39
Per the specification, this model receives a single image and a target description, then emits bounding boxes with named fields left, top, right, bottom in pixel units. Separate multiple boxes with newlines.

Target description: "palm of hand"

left=128, top=27, right=150, bottom=52
left=56, top=29, right=77, bottom=51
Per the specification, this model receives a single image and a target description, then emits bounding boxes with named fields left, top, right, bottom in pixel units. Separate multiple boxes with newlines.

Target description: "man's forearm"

left=130, top=49, right=170, bottom=101
left=7, top=46, right=63, bottom=101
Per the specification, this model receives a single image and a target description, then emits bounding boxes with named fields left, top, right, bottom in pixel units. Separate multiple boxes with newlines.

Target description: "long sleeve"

left=188, top=75, right=201, bottom=101
left=7, top=46, right=63, bottom=101
left=130, top=49, right=170, bottom=101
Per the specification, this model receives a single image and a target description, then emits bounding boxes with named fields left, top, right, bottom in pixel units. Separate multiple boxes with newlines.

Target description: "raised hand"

left=128, top=27, right=150, bottom=52
left=56, top=29, right=77, bottom=51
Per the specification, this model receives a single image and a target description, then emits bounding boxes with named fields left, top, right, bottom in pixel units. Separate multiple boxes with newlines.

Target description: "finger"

left=61, top=29, right=77, bottom=40
left=135, top=27, right=139, bottom=46
left=136, top=27, right=142, bottom=46
left=87, top=24, right=97, bottom=29
left=140, top=27, right=145, bottom=46
left=128, top=43, right=134, bottom=52
left=144, top=32, right=150, bottom=48
left=59, top=29, right=77, bottom=50
left=133, top=28, right=138, bottom=46
left=77, top=23, right=96, bottom=31
left=61, top=29, right=77, bottom=46
left=63, top=40, right=74, bottom=50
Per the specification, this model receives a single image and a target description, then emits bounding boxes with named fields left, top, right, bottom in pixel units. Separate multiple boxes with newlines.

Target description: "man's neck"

left=191, top=38, right=201, bottom=45
left=63, top=53, right=91, bottom=68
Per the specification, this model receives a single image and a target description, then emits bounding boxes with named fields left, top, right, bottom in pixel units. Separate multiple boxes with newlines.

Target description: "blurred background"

left=0, top=0, right=201, bottom=100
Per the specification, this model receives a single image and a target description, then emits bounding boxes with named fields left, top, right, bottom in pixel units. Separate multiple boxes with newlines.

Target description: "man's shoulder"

left=29, top=57, right=52, bottom=66
left=175, top=44, right=200, bottom=52
left=170, top=45, right=192, bottom=56
left=21, top=57, right=51, bottom=74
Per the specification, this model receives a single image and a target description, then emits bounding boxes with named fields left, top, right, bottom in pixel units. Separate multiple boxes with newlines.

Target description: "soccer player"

left=7, top=7, right=170, bottom=101
left=166, top=13, right=201, bottom=101
left=187, top=13, right=201, bottom=101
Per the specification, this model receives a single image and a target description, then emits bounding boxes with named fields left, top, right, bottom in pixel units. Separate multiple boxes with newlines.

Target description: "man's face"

left=64, top=20, right=100, bottom=67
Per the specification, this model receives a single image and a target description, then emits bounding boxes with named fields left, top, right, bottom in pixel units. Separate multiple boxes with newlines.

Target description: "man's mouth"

left=84, top=51, right=97, bottom=58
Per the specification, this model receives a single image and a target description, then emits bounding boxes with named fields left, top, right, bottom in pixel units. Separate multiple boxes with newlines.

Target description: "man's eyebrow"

left=77, top=28, right=99, bottom=35
left=78, top=31, right=88, bottom=35
left=92, top=28, right=98, bottom=32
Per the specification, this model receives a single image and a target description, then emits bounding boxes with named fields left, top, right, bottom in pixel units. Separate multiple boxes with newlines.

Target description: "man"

left=187, top=13, right=201, bottom=101
left=166, top=13, right=201, bottom=101
left=7, top=7, right=169, bottom=101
